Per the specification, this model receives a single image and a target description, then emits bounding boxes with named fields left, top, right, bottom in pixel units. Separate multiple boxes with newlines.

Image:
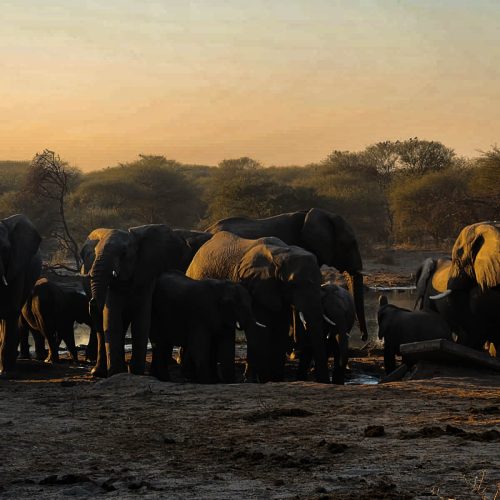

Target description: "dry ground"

left=1, top=248, right=498, bottom=499
left=0, top=356, right=499, bottom=500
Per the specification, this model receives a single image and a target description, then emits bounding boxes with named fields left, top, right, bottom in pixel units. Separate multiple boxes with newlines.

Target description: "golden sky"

left=1, top=0, right=499, bottom=170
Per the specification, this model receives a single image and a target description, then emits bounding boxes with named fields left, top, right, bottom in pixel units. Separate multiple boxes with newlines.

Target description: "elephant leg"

left=85, top=327, right=98, bottom=363
left=18, top=322, right=31, bottom=360
left=268, top=314, right=290, bottom=382
left=103, top=293, right=127, bottom=376
left=216, top=329, right=236, bottom=383
left=60, top=323, right=78, bottom=363
left=91, top=330, right=108, bottom=377
left=0, top=317, right=21, bottom=374
left=331, top=336, right=347, bottom=385
left=128, top=288, right=153, bottom=376
left=384, top=343, right=397, bottom=375
left=294, top=316, right=310, bottom=381
left=150, top=342, right=171, bottom=382
left=189, top=328, right=213, bottom=383
left=42, top=317, right=60, bottom=364
left=32, top=330, right=47, bottom=360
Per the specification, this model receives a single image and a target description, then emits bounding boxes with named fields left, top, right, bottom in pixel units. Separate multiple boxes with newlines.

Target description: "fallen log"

left=400, top=339, right=500, bottom=372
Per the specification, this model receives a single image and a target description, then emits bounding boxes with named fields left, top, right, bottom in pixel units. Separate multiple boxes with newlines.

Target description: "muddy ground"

left=1, top=248, right=499, bottom=499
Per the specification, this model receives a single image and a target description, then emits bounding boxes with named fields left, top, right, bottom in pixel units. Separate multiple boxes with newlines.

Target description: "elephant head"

left=448, top=222, right=500, bottom=292
left=85, top=225, right=189, bottom=312
left=321, top=284, right=354, bottom=384
left=301, top=209, right=368, bottom=340
left=0, top=214, right=41, bottom=291
left=238, top=240, right=329, bottom=382
left=218, top=282, right=260, bottom=333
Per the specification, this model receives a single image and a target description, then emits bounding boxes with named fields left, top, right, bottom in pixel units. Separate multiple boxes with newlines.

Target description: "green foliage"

left=390, top=168, right=471, bottom=244
left=0, top=139, right=496, bottom=257
left=71, top=155, right=204, bottom=238
left=0, top=161, right=29, bottom=195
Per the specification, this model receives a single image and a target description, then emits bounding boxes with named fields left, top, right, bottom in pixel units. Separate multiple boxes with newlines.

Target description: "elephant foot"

left=44, top=355, right=61, bottom=364
left=0, top=370, right=17, bottom=379
left=90, top=363, right=108, bottom=378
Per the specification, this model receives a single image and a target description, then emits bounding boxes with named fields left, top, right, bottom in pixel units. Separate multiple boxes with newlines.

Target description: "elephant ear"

left=80, top=238, right=98, bottom=274
left=128, top=224, right=186, bottom=285
left=301, top=208, right=360, bottom=271
left=450, top=222, right=500, bottom=290
left=2, top=214, right=41, bottom=282
left=237, top=244, right=283, bottom=311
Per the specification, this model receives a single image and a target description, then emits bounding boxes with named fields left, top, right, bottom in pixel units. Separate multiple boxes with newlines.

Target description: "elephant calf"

left=296, top=284, right=355, bottom=384
left=377, top=295, right=452, bottom=374
left=150, top=271, right=258, bottom=383
left=21, top=278, right=92, bottom=363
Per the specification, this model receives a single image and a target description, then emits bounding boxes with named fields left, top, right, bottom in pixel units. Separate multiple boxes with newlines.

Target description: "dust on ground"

left=1, top=354, right=499, bottom=500
left=1, top=248, right=499, bottom=499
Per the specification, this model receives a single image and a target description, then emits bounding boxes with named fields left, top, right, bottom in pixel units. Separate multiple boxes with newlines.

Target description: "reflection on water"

left=346, top=373, right=379, bottom=385
left=68, top=289, right=416, bottom=355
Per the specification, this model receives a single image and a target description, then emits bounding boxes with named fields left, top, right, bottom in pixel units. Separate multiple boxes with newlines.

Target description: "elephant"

left=20, top=278, right=92, bottom=363
left=173, top=229, right=212, bottom=271
left=186, top=231, right=333, bottom=383
left=149, top=271, right=259, bottom=383
left=378, top=295, right=452, bottom=374
left=295, top=284, right=355, bottom=384
left=0, top=214, right=42, bottom=376
left=416, top=221, right=500, bottom=351
left=206, top=208, right=368, bottom=341
left=81, top=224, right=191, bottom=377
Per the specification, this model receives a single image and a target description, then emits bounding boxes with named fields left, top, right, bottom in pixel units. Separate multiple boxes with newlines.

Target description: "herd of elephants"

left=0, top=209, right=498, bottom=383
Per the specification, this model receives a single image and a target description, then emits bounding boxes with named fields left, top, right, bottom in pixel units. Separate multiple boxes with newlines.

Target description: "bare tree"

left=27, top=149, right=82, bottom=271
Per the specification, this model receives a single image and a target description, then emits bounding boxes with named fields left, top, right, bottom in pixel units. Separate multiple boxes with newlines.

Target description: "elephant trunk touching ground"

left=343, top=271, right=368, bottom=341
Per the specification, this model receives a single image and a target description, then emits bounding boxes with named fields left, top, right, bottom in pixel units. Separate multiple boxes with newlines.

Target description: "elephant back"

left=186, top=231, right=257, bottom=281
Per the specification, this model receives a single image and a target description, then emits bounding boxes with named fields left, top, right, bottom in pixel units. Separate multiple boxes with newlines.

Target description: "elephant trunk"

left=89, top=252, right=114, bottom=312
left=344, top=271, right=368, bottom=341
left=0, top=258, right=7, bottom=287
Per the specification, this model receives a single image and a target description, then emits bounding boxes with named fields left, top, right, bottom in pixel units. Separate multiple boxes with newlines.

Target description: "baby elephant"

left=21, top=278, right=92, bottom=363
left=297, top=284, right=355, bottom=384
left=377, top=295, right=451, bottom=374
left=150, top=271, right=259, bottom=383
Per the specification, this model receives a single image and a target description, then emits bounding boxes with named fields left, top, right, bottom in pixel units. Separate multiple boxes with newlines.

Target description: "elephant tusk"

left=255, top=321, right=267, bottom=328
left=323, top=314, right=336, bottom=326
left=429, top=290, right=452, bottom=300
left=299, top=311, right=307, bottom=329
left=112, top=270, right=118, bottom=278
left=236, top=321, right=241, bottom=330
left=1, top=275, right=7, bottom=286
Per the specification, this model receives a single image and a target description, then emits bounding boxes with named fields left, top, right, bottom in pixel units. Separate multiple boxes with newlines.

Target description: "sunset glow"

left=2, top=0, right=499, bottom=170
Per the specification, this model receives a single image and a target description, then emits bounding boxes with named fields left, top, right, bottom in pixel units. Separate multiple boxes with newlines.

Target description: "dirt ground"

left=1, top=248, right=499, bottom=499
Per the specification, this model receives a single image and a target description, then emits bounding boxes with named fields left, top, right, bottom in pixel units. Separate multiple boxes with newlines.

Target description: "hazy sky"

left=1, top=0, right=499, bottom=170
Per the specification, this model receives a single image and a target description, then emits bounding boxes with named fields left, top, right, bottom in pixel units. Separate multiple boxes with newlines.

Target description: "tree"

left=394, top=138, right=455, bottom=176
left=26, top=150, right=82, bottom=270
left=467, top=146, right=500, bottom=220
left=71, top=155, right=204, bottom=234
left=390, top=169, right=471, bottom=245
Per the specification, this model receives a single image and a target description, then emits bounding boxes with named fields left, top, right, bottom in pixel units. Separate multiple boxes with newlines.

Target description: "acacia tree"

left=27, top=149, right=82, bottom=270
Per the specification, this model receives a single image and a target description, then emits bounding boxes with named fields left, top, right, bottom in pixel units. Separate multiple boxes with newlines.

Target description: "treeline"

left=0, top=138, right=498, bottom=265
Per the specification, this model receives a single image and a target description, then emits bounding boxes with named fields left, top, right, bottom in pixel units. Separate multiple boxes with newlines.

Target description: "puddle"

left=346, top=373, right=380, bottom=385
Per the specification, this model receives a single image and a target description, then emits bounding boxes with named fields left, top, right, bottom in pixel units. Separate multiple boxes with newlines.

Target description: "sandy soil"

left=1, top=248, right=498, bottom=499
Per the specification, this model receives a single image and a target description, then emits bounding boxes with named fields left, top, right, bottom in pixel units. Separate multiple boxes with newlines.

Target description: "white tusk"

left=430, top=290, right=452, bottom=300
left=323, top=314, right=336, bottom=326
left=112, top=270, right=118, bottom=278
left=299, top=311, right=307, bottom=329
left=255, top=321, right=267, bottom=328
left=236, top=321, right=241, bottom=330
left=1, top=275, right=7, bottom=286
left=451, top=332, right=458, bottom=342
